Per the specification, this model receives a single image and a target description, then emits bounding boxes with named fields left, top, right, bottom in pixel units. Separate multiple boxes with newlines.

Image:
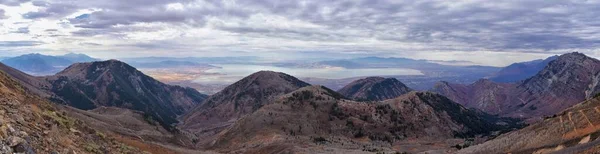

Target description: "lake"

left=193, top=64, right=423, bottom=84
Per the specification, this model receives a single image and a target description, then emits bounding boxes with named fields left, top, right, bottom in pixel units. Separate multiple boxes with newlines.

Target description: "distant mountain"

left=488, top=55, right=558, bottom=83
left=0, top=68, right=146, bottom=153
left=44, top=60, right=208, bottom=127
left=1, top=53, right=99, bottom=75
left=210, top=85, right=515, bottom=153
left=309, top=56, right=501, bottom=91
left=459, top=95, right=600, bottom=153
left=337, top=77, right=412, bottom=101
left=59, top=52, right=100, bottom=62
left=181, top=71, right=310, bottom=135
left=432, top=52, right=600, bottom=120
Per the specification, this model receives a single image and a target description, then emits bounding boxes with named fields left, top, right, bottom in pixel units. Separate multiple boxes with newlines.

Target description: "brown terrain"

left=208, top=85, right=510, bottom=153
left=459, top=94, right=600, bottom=154
left=432, top=52, right=600, bottom=121
left=338, top=77, right=412, bottom=101
left=180, top=71, right=311, bottom=143
left=0, top=60, right=208, bottom=127
left=0, top=68, right=150, bottom=153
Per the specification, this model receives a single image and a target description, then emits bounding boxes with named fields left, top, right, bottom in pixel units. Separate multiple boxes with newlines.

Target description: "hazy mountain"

left=459, top=95, right=600, bottom=153
left=210, top=85, right=516, bottom=153
left=58, top=52, right=100, bottom=62
left=432, top=52, right=600, bottom=120
left=181, top=71, right=310, bottom=135
left=337, top=77, right=412, bottom=101
left=488, top=55, right=558, bottom=83
left=1, top=53, right=99, bottom=75
left=45, top=60, right=208, bottom=127
left=0, top=69, right=145, bottom=153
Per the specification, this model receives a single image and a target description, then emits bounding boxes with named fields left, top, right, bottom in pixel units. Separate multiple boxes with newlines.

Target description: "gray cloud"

left=13, top=27, right=29, bottom=33
left=0, top=41, right=43, bottom=47
left=0, top=9, right=7, bottom=19
left=10, top=0, right=600, bottom=56
left=0, top=0, right=30, bottom=6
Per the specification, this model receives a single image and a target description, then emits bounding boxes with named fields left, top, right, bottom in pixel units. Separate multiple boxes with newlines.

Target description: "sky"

left=1, top=0, right=600, bottom=66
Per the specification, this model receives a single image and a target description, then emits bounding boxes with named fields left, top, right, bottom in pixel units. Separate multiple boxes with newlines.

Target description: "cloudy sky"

left=1, top=0, right=600, bottom=66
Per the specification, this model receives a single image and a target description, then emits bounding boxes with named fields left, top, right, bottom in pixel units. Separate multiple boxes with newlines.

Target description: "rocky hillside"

left=0, top=69, right=146, bottom=153
left=488, top=55, right=558, bottom=83
left=181, top=71, right=310, bottom=137
left=459, top=95, right=600, bottom=153
left=210, top=85, right=511, bottom=153
left=432, top=79, right=517, bottom=114
left=337, top=77, right=412, bottom=101
left=45, top=60, right=208, bottom=127
left=432, top=52, right=600, bottom=120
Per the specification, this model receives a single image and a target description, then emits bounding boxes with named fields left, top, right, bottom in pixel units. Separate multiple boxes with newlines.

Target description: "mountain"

left=337, top=77, right=412, bottom=101
left=0, top=62, right=51, bottom=97
left=459, top=95, right=600, bottom=153
left=44, top=60, right=208, bottom=127
left=181, top=71, right=310, bottom=135
left=1, top=53, right=99, bottom=75
left=433, top=79, right=517, bottom=114
left=432, top=52, right=600, bottom=120
left=488, top=55, right=558, bottom=83
left=58, top=53, right=100, bottom=62
left=1, top=53, right=72, bottom=75
left=210, top=85, right=513, bottom=153
left=0, top=68, right=146, bottom=153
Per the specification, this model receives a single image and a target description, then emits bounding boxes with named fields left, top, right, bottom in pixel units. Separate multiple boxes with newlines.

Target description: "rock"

left=0, top=144, right=12, bottom=154
left=51, top=151, right=60, bottom=154
left=13, top=143, right=35, bottom=154
left=67, top=149, right=77, bottom=154
left=13, top=114, right=25, bottom=124
left=6, top=124, right=15, bottom=134
left=7, top=136, right=25, bottom=147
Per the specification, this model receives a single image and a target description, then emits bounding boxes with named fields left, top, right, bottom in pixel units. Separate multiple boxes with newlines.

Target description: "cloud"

left=0, top=0, right=30, bottom=6
left=3, top=0, right=600, bottom=66
left=13, top=27, right=29, bottom=33
left=0, top=9, right=7, bottom=19
left=0, top=41, right=43, bottom=47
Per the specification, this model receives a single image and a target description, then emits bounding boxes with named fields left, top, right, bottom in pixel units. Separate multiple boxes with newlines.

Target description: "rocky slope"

left=488, top=55, right=558, bottom=83
left=459, top=95, right=600, bottom=153
left=210, top=85, right=513, bottom=153
left=0, top=69, right=146, bottom=153
left=432, top=52, right=600, bottom=120
left=45, top=60, right=208, bottom=127
left=337, top=77, right=412, bottom=101
left=432, top=79, right=517, bottom=114
left=180, top=71, right=310, bottom=138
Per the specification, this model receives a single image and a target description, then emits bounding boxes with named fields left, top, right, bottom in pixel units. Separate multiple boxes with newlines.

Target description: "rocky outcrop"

left=432, top=52, right=600, bottom=120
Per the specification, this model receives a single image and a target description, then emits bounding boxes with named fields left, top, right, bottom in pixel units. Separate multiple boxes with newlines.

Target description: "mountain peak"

left=338, top=76, right=412, bottom=101
left=181, top=71, right=310, bottom=132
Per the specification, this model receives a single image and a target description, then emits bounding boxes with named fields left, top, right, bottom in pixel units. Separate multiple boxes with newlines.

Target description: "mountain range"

left=488, top=55, right=558, bottom=83
left=2, top=52, right=600, bottom=153
left=1, top=53, right=99, bottom=75
left=433, top=52, right=600, bottom=121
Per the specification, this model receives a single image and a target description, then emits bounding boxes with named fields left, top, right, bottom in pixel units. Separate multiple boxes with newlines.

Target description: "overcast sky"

left=1, top=0, right=600, bottom=66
